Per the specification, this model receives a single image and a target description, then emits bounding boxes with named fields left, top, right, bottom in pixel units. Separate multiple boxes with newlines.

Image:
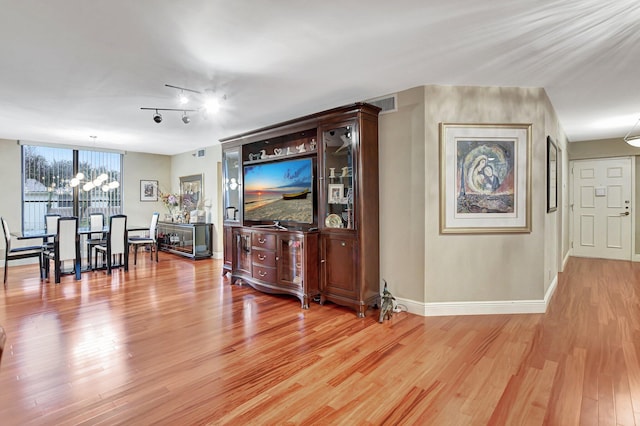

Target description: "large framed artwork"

left=439, top=123, right=532, bottom=234
left=547, top=136, right=558, bottom=213
left=140, top=179, right=158, bottom=202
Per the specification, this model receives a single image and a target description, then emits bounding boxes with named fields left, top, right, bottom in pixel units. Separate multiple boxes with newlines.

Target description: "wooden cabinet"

left=230, top=227, right=318, bottom=309
left=221, top=103, right=380, bottom=316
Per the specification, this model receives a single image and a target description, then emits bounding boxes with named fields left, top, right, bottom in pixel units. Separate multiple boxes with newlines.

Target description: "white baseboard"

left=395, top=276, right=558, bottom=317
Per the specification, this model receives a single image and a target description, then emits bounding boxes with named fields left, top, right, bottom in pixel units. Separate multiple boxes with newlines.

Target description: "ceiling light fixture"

left=624, top=118, right=640, bottom=147
left=141, top=107, right=196, bottom=124
left=141, top=84, right=225, bottom=124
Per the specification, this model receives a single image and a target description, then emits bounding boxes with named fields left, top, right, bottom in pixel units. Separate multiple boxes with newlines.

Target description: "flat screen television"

left=243, top=157, right=315, bottom=225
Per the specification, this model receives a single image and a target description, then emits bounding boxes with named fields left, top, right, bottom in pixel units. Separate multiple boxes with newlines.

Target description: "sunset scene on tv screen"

left=244, top=158, right=313, bottom=223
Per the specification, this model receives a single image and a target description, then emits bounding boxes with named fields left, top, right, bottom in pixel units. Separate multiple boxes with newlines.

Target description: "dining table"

left=14, top=225, right=150, bottom=271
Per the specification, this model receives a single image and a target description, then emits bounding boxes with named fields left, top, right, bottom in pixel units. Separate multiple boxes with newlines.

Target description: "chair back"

left=89, top=213, right=105, bottom=239
left=109, top=215, right=127, bottom=255
left=56, top=217, right=78, bottom=262
left=45, top=214, right=61, bottom=235
left=149, top=212, right=160, bottom=242
left=1, top=217, right=11, bottom=251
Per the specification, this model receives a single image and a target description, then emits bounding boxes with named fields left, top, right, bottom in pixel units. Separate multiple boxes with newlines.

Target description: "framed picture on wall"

left=180, top=174, right=203, bottom=211
left=439, top=123, right=532, bottom=233
left=140, top=179, right=158, bottom=202
left=547, top=136, right=558, bottom=213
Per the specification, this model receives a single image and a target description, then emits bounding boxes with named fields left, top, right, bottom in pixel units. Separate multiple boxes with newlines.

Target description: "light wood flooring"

left=0, top=255, right=639, bottom=425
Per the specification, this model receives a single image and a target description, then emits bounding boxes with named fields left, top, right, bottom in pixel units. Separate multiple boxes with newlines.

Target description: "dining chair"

left=86, top=212, right=105, bottom=270
left=1, top=217, right=44, bottom=287
left=128, top=212, right=159, bottom=265
left=43, top=216, right=81, bottom=284
left=44, top=213, right=61, bottom=250
left=94, top=215, right=128, bottom=275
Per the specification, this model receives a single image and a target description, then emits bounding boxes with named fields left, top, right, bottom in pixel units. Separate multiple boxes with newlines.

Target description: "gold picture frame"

left=439, top=123, right=532, bottom=234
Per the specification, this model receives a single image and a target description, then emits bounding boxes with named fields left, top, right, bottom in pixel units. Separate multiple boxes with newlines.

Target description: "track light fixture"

left=141, top=84, right=225, bottom=125
left=141, top=107, right=196, bottom=124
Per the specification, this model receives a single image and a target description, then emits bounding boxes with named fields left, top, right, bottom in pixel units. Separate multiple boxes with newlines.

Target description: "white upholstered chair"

left=1, top=217, right=44, bottom=286
left=43, top=216, right=81, bottom=284
left=128, top=212, right=159, bottom=265
left=94, top=215, right=128, bottom=275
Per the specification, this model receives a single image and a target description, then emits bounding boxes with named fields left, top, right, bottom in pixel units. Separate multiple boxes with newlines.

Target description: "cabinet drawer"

left=252, top=249, right=276, bottom=267
left=252, top=232, right=276, bottom=250
left=252, top=265, right=277, bottom=284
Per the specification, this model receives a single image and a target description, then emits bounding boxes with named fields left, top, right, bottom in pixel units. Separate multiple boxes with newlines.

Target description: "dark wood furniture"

left=230, top=227, right=319, bottom=309
left=221, top=103, right=380, bottom=316
left=157, top=222, right=213, bottom=259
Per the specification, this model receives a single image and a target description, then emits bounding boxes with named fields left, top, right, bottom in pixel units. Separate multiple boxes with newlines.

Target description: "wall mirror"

left=180, top=174, right=203, bottom=212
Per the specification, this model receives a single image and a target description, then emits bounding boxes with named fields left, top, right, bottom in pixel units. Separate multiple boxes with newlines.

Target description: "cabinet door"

left=223, top=146, right=242, bottom=225
left=233, top=229, right=252, bottom=275
left=319, top=121, right=356, bottom=230
left=320, top=233, right=357, bottom=299
left=278, top=236, right=304, bottom=288
left=223, top=226, right=233, bottom=269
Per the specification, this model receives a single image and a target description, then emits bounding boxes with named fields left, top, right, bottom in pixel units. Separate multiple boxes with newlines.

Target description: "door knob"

left=620, top=211, right=630, bottom=216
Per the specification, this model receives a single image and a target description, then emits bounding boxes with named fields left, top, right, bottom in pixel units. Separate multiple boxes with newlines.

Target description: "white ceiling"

left=1, top=1, right=639, bottom=155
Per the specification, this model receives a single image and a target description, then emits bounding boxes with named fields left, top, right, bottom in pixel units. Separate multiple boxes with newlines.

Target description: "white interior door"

left=572, top=157, right=632, bottom=260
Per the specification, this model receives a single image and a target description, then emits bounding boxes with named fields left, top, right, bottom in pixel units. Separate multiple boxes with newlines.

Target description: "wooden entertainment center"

left=220, top=103, right=380, bottom=317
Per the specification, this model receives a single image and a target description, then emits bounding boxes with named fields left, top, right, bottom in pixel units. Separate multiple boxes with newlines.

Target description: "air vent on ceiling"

left=367, top=94, right=397, bottom=114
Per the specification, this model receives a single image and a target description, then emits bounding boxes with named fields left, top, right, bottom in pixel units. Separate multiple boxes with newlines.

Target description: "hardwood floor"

left=0, top=255, right=639, bottom=424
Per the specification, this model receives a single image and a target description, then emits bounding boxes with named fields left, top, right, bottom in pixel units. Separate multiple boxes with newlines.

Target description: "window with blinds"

left=22, top=145, right=123, bottom=233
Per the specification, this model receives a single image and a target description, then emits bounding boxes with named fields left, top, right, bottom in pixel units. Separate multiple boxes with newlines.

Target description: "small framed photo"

left=140, top=180, right=158, bottom=202
left=328, top=183, right=344, bottom=204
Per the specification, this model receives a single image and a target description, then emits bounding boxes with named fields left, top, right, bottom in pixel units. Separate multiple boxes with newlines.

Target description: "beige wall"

left=378, top=87, right=426, bottom=302
left=123, top=152, right=171, bottom=227
left=377, top=85, right=568, bottom=308
left=170, top=145, right=223, bottom=257
left=0, top=140, right=26, bottom=253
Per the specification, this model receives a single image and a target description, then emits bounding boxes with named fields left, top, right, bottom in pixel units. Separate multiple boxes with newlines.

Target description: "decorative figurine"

left=378, top=280, right=396, bottom=323
left=296, top=143, right=306, bottom=153
left=329, top=168, right=336, bottom=178
left=342, top=166, right=349, bottom=177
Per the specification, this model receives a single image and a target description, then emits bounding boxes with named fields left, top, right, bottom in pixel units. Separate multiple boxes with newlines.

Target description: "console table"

left=157, top=222, right=213, bottom=259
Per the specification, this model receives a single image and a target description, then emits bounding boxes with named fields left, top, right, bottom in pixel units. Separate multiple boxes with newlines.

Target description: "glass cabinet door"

left=279, top=236, right=303, bottom=287
left=222, top=147, right=241, bottom=224
left=321, top=123, right=355, bottom=230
